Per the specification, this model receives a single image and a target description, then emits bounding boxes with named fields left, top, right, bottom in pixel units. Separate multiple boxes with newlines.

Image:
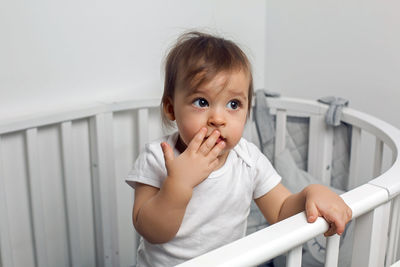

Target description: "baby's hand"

left=304, top=184, right=352, bottom=236
left=161, top=127, right=226, bottom=189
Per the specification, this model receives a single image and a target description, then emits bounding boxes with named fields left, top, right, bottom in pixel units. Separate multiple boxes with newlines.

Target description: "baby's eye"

left=193, top=98, right=209, bottom=108
left=227, top=100, right=240, bottom=110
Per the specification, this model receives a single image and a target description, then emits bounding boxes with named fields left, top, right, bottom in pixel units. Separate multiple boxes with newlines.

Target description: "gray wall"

left=265, top=0, right=400, bottom=129
left=265, top=0, right=400, bottom=182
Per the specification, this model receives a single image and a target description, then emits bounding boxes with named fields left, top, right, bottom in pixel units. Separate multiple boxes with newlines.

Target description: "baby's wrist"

left=160, top=176, right=193, bottom=207
left=303, top=184, right=325, bottom=196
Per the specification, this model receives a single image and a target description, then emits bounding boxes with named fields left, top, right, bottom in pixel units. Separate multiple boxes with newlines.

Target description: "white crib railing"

left=0, top=99, right=162, bottom=267
left=0, top=97, right=399, bottom=267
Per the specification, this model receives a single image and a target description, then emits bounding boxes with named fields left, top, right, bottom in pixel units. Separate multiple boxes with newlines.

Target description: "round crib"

left=0, top=96, right=399, bottom=267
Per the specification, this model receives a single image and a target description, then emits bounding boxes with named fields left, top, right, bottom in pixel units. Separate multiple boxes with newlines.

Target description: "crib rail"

left=1, top=96, right=400, bottom=267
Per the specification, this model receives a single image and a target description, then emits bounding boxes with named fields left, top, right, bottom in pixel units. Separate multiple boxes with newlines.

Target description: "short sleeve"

left=249, top=143, right=281, bottom=199
left=125, top=142, right=167, bottom=189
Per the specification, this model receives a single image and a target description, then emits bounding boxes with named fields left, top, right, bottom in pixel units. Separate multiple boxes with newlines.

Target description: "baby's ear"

left=163, top=98, right=175, bottom=121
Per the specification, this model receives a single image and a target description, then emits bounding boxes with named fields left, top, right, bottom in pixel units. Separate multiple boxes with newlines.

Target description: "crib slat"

left=387, top=195, right=400, bottom=266
left=0, top=136, right=14, bottom=267
left=351, top=201, right=391, bottom=267
left=275, top=109, right=287, bottom=158
left=286, top=246, right=302, bottom=267
left=134, top=108, right=150, bottom=254
left=348, top=126, right=362, bottom=190
left=308, top=115, right=334, bottom=185
left=137, top=108, right=149, bottom=152
left=25, top=128, right=49, bottom=267
left=325, top=235, right=340, bottom=267
left=89, top=113, right=119, bottom=267
left=373, top=138, right=384, bottom=178
left=135, top=108, right=149, bottom=256
left=60, top=121, right=82, bottom=266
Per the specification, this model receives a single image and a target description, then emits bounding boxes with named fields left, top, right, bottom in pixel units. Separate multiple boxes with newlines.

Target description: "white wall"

left=265, top=0, right=400, bottom=129
left=0, top=0, right=266, bottom=121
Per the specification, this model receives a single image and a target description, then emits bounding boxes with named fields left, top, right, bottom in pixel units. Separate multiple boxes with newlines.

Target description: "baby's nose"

left=207, top=109, right=226, bottom=127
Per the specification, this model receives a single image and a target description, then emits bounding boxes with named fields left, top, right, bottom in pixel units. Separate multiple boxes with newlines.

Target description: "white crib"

left=0, top=96, right=399, bottom=267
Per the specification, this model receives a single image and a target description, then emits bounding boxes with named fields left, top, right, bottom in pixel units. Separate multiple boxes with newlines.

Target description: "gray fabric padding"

left=254, top=90, right=276, bottom=153
left=253, top=90, right=351, bottom=189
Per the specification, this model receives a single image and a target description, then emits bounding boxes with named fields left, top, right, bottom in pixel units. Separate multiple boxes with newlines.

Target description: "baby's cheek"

left=178, top=120, right=200, bottom=140
left=232, top=124, right=245, bottom=142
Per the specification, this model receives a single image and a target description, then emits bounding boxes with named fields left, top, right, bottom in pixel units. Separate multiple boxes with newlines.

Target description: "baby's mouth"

left=216, top=136, right=226, bottom=144
left=204, top=135, right=226, bottom=144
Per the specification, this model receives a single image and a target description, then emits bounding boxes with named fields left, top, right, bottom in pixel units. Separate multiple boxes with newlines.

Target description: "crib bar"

left=325, top=235, right=340, bottom=267
left=274, top=109, right=287, bottom=158
left=341, top=107, right=397, bottom=153
left=0, top=136, right=14, bottom=267
left=176, top=212, right=331, bottom=267
left=137, top=108, right=149, bottom=152
left=348, top=126, right=362, bottom=190
left=373, top=138, right=384, bottom=178
left=89, top=113, right=119, bottom=267
left=266, top=97, right=327, bottom=117
left=351, top=201, right=391, bottom=267
left=60, top=121, right=82, bottom=266
left=308, top=115, right=333, bottom=185
left=387, top=195, right=400, bottom=266
left=103, top=112, right=120, bottom=267
left=286, top=246, right=302, bottom=267
left=0, top=98, right=160, bottom=135
left=25, top=128, right=49, bottom=267
left=134, top=108, right=150, bottom=253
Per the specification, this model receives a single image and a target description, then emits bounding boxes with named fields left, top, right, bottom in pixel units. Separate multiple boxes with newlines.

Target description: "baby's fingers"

left=324, top=223, right=338, bottom=237
left=207, top=139, right=226, bottom=160
left=209, top=158, right=220, bottom=170
left=322, top=211, right=346, bottom=236
left=199, top=130, right=220, bottom=155
left=187, top=127, right=207, bottom=152
left=305, top=201, right=319, bottom=223
left=161, top=142, right=174, bottom=164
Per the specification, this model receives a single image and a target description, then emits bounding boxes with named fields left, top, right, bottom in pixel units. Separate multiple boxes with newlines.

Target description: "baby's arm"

left=255, top=183, right=352, bottom=236
left=132, top=128, right=225, bottom=244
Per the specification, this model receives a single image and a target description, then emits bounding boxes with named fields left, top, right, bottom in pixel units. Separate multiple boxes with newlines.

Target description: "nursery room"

left=1, top=1, right=400, bottom=266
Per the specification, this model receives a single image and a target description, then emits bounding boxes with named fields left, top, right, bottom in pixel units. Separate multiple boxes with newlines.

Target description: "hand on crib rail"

left=303, top=184, right=353, bottom=236
left=255, top=183, right=352, bottom=237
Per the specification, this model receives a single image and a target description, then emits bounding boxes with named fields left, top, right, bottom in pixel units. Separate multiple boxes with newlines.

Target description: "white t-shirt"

left=126, top=132, right=281, bottom=267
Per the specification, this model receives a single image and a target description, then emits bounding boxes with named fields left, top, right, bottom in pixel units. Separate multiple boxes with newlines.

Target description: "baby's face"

left=171, top=70, right=250, bottom=161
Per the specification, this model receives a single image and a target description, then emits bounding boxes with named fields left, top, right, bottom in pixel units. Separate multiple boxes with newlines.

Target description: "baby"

left=126, top=31, right=352, bottom=267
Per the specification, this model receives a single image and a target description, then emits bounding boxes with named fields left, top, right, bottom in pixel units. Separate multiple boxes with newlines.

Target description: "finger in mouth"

left=216, top=137, right=226, bottom=144
left=203, top=135, right=226, bottom=144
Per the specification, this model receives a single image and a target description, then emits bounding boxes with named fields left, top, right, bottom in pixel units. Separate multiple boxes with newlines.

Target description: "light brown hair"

left=161, top=31, right=253, bottom=127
